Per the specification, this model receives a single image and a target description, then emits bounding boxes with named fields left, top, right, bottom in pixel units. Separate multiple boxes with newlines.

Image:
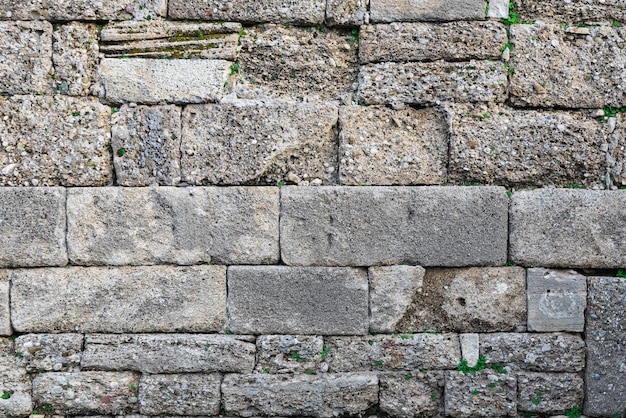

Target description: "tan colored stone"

left=0, top=271, right=8, bottom=335
left=52, top=23, right=99, bottom=96
left=370, top=334, right=462, bottom=371
left=326, top=0, right=367, bottom=26
left=0, top=338, right=32, bottom=416
left=370, top=0, right=486, bottom=22
left=606, top=113, right=626, bottom=188
left=518, top=0, right=626, bottom=22
left=0, top=0, right=166, bottom=20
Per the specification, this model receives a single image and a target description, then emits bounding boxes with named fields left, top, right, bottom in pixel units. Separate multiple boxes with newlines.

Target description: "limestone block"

left=379, top=371, right=444, bottom=418
left=222, top=372, right=378, bottom=417
left=324, top=337, right=371, bottom=372
left=517, top=0, right=626, bottom=22
left=67, top=187, right=279, bottom=266
left=487, top=0, right=509, bottom=18
left=227, top=266, right=369, bottom=335
left=82, top=334, right=255, bottom=373
left=587, top=276, right=626, bottom=340
left=11, top=266, right=226, bottom=333
left=255, top=335, right=324, bottom=374
left=369, top=333, right=462, bottom=371
left=0, top=187, right=67, bottom=267
left=280, top=186, right=508, bottom=267
left=0, top=21, right=52, bottom=95
left=14, top=334, right=83, bottom=372
left=326, top=0, right=367, bottom=26
left=0, top=338, right=32, bottom=417
left=181, top=99, right=338, bottom=185
left=510, top=189, right=626, bottom=268
left=444, top=369, right=517, bottom=417
left=370, top=0, right=486, bottom=22
left=460, top=334, right=480, bottom=368
left=0, top=96, right=112, bottom=187
left=0, top=0, right=166, bottom=20
left=0, top=271, right=8, bottom=335
left=138, top=374, right=221, bottom=416
left=517, top=372, right=584, bottom=414
left=52, top=23, right=99, bottom=96
left=338, top=106, right=448, bottom=185
left=607, top=113, right=626, bottom=187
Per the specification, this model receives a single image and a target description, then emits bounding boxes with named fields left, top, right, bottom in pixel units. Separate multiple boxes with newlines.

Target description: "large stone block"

left=227, top=266, right=369, bottom=335
left=280, top=186, right=508, bottom=267
left=0, top=96, right=112, bottom=187
left=370, top=0, right=486, bottom=22
left=444, top=369, right=517, bottom=417
left=517, top=372, right=584, bottom=414
left=67, top=187, right=279, bottom=266
left=510, top=189, right=626, bottom=268
left=325, top=336, right=371, bottom=372
left=517, top=0, right=626, bottom=22
left=0, top=271, right=8, bottom=335
left=11, top=265, right=225, bottom=333
left=82, top=334, right=255, bottom=373
left=326, top=0, right=367, bottom=26
left=379, top=371, right=444, bottom=418
left=14, top=334, right=83, bottom=372
left=0, top=187, right=67, bottom=267
left=0, top=338, right=32, bottom=417
left=138, top=373, right=221, bottom=416
left=255, top=335, right=324, bottom=374
left=52, top=23, right=99, bottom=96
left=0, top=0, right=166, bottom=20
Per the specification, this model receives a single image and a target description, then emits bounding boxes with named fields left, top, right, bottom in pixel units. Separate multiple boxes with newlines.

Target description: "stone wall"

left=0, top=0, right=625, bottom=417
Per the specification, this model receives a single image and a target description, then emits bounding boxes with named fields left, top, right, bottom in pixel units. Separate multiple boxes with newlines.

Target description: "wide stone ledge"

left=0, top=0, right=166, bottom=20
left=369, top=0, right=486, bottom=22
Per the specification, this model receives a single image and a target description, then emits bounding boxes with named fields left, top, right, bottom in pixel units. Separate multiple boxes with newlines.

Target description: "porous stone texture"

left=82, top=334, right=256, bottom=373
left=52, top=23, right=99, bottom=96
left=67, top=187, right=279, bottom=266
left=0, top=95, right=112, bottom=187
left=447, top=103, right=606, bottom=187
left=607, top=113, right=626, bottom=187
left=480, top=333, right=586, bottom=372
left=324, top=336, right=371, bottom=372
left=221, top=372, right=379, bottom=417
left=359, top=21, right=506, bottom=64
left=14, top=334, right=83, bottom=372
left=370, top=334, right=462, bottom=371
left=0, top=271, right=9, bottom=335
left=517, top=372, right=584, bottom=414
left=379, top=371, right=445, bottom=418
left=510, top=22, right=626, bottom=108
left=111, top=104, right=182, bottom=186
left=0, top=187, right=67, bottom=267
left=10, top=265, right=226, bottom=333
left=255, top=335, right=324, bottom=374
left=444, top=369, right=517, bottom=417
left=99, top=58, right=231, bottom=104
left=369, top=0, right=486, bottom=22
left=181, top=99, right=338, bottom=185
left=138, top=373, right=221, bottom=416
left=369, top=265, right=425, bottom=333
left=517, top=0, right=626, bottom=22
left=0, top=0, right=166, bottom=20
left=0, top=21, right=52, bottom=95
left=358, top=61, right=508, bottom=105
left=32, top=372, right=139, bottom=415
left=338, top=106, right=448, bottom=185
left=280, top=186, right=508, bottom=267
left=460, top=334, right=480, bottom=368
left=0, top=338, right=32, bottom=417
left=510, top=189, right=626, bottom=268
left=527, top=268, right=587, bottom=332
left=227, top=266, right=369, bottom=335
left=326, top=0, right=367, bottom=26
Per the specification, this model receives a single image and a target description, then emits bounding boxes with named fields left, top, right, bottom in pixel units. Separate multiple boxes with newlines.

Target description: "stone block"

left=358, top=61, right=508, bottom=105
left=380, top=371, right=444, bottom=417
left=0, top=187, right=67, bottom=267
left=359, top=22, right=506, bottom=64
left=99, top=58, right=230, bottom=105
left=112, top=104, right=182, bottom=186
left=444, top=369, right=517, bottom=417
left=181, top=99, right=338, bottom=185
left=487, top=0, right=509, bottom=18
left=32, top=372, right=139, bottom=415
left=370, top=0, right=486, bottom=22
left=326, top=0, right=367, bottom=26
left=0, top=0, right=166, bottom=20
left=14, top=334, right=83, bottom=372
left=517, top=0, right=626, bottom=22
left=460, top=334, right=480, bottom=368
left=0, top=21, right=52, bottom=95
left=222, top=372, right=378, bottom=417
left=52, top=23, right=99, bottom=96
left=67, top=187, right=279, bottom=266
left=517, top=372, right=584, bottom=414
left=255, top=335, right=324, bottom=374
left=338, top=106, right=448, bottom=185
left=82, top=334, right=255, bottom=373
left=607, top=113, right=626, bottom=188
left=280, top=186, right=508, bottom=267
left=0, top=96, right=112, bottom=187
left=324, top=337, right=371, bottom=372
left=0, top=338, right=32, bottom=417
left=527, top=268, right=586, bottom=332
left=0, top=271, right=8, bottom=335
left=370, top=333, right=462, bottom=371
left=138, top=374, right=221, bottom=416
left=510, top=189, right=626, bottom=268
left=11, top=266, right=226, bottom=333
left=587, top=276, right=626, bottom=340
left=227, top=266, right=369, bottom=335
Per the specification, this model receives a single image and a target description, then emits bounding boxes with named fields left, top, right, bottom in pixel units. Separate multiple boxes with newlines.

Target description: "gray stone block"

left=460, top=334, right=480, bottom=368
left=587, top=276, right=626, bottom=340
left=67, top=187, right=279, bottom=266
left=326, top=0, right=367, bottom=26
left=52, top=23, right=100, bottom=96
left=510, top=189, right=626, bottom=268
left=15, top=334, right=83, bottom=372
left=255, top=335, right=324, bottom=374
left=607, top=113, right=626, bottom=188
left=0, top=271, right=9, bottom=335
left=11, top=265, right=225, bottom=333
left=517, top=0, right=626, bottom=23
left=517, top=372, right=583, bottom=414
left=370, top=0, right=486, bottom=22
left=0, top=187, right=67, bottom=267
left=228, top=266, right=369, bottom=335
left=444, top=369, right=517, bottom=417
left=82, top=334, right=255, bottom=373
left=380, top=371, right=444, bottom=417
left=325, top=336, right=371, bottom=373
left=370, top=333, right=462, bottom=371
left=280, top=186, right=508, bottom=267
left=487, top=0, right=509, bottom=18
left=138, top=374, right=221, bottom=416
left=0, top=0, right=166, bottom=20
left=0, top=338, right=32, bottom=417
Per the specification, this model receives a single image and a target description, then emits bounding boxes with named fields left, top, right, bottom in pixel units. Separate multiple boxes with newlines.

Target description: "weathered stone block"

left=587, top=276, right=626, bottom=340
left=0, top=187, right=67, bottom=267
left=99, top=58, right=230, bottom=104
left=0, top=0, right=166, bottom=20
left=0, top=271, right=8, bottom=335
left=487, top=0, right=509, bottom=18
left=255, top=335, right=324, bottom=374
left=325, top=337, right=371, bottom=372
left=460, top=334, right=480, bottom=368
left=11, top=266, right=225, bottom=333
left=607, top=113, right=626, bottom=188
left=53, top=23, right=99, bottom=96
left=112, top=105, right=182, bottom=186
left=82, top=334, right=255, bottom=373
left=326, top=0, right=367, bottom=26
left=181, top=99, right=338, bottom=185
left=379, top=371, right=444, bottom=418
left=222, top=373, right=378, bottom=417
left=281, top=186, right=508, bottom=267
left=444, top=369, right=517, bottom=417
left=228, top=266, right=369, bottom=335
left=370, top=334, right=462, bottom=371
left=517, top=0, right=626, bottom=22
left=0, top=96, right=112, bottom=187
left=370, top=0, right=486, bottom=22
left=338, top=106, right=448, bottom=185
left=67, top=187, right=279, bottom=266
left=0, top=338, right=32, bottom=417
left=138, top=374, right=221, bottom=416
left=517, top=372, right=584, bottom=414
left=14, top=334, right=83, bottom=372
left=510, top=189, right=626, bottom=268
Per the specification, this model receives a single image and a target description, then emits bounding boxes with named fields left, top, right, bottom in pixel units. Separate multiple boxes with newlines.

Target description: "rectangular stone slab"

left=138, top=373, right=221, bottom=416
left=0, top=271, right=9, bottom=335
left=369, top=0, right=486, bottom=22
left=0, top=0, right=166, bottom=20
left=14, top=334, right=83, bottom=372
left=280, top=186, right=508, bottom=266
left=517, top=0, right=626, bottom=22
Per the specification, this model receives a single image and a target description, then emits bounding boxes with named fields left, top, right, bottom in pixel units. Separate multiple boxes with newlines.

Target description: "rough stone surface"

left=444, top=369, right=517, bottom=417
left=281, top=186, right=508, bottom=267
left=324, top=336, right=371, bottom=372
left=370, top=334, right=462, bottom=371
left=222, top=372, right=378, bottom=417
left=11, top=266, right=225, bottom=333
left=0, top=338, right=32, bottom=417
left=181, top=99, right=338, bottom=185
left=67, top=187, right=279, bottom=266
left=0, top=21, right=52, bottom=95
left=487, top=0, right=509, bottom=18
left=53, top=23, right=99, bottom=96
left=0, top=187, right=67, bottom=267
left=112, top=105, right=182, bottom=186
left=607, top=113, right=626, bottom=187
left=510, top=189, right=626, bottom=268
left=0, top=0, right=166, bottom=20
left=517, top=0, right=626, bottom=22
left=379, top=371, right=444, bottom=418
left=0, top=271, right=9, bottom=335
left=0, top=95, right=112, bottom=187
left=517, top=372, right=584, bottom=414
left=228, top=266, right=369, bottom=335
left=370, top=0, right=486, bottom=22
left=338, top=106, right=448, bottom=185
left=99, top=58, right=230, bottom=104
left=82, top=334, right=255, bottom=373
left=326, top=0, right=367, bottom=26
left=14, top=334, right=83, bottom=372
left=460, top=334, right=480, bottom=368
left=138, top=374, right=221, bottom=416
left=255, top=335, right=324, bottom=374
